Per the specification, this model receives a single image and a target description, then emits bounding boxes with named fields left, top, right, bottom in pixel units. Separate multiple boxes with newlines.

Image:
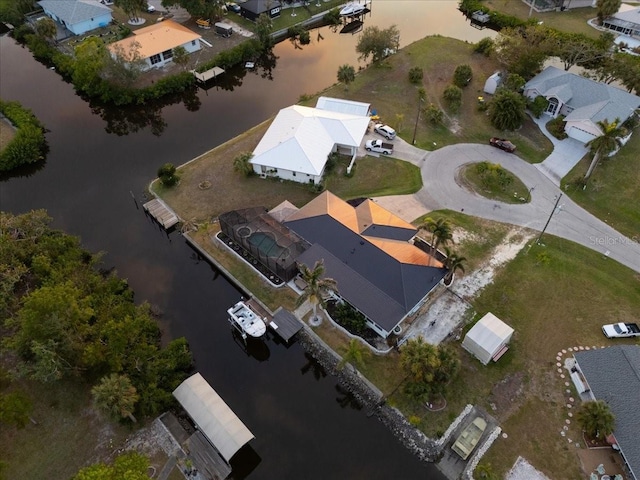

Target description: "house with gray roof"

left=523, top=66, right=640, bottom=144
left=574, top=345, right=640, bottom=480
left=38, top=0, right=113, bottom=36
left=283, top=192, right=447, bottom=338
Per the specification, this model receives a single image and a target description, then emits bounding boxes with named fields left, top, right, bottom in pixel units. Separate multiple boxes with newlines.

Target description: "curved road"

left=369, top=140, right=640, bottom=274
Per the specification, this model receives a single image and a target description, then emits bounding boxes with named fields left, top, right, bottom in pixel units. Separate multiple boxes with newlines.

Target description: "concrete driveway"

left=529, top=115, right=589, bottom=185
left=371, top=143, right=640, bottom=274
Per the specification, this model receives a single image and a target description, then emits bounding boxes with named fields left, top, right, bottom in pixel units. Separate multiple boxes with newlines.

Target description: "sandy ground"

left=401, top=228, right=534, bottom=345
left=506, top=457, right=553, bottom=480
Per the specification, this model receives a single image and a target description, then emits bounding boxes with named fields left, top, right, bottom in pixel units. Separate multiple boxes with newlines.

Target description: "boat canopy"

left=173, top=372, right=255, bottom=462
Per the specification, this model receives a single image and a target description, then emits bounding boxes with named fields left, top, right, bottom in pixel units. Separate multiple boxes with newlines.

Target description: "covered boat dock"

left=173, top=372, right=255, bottom=472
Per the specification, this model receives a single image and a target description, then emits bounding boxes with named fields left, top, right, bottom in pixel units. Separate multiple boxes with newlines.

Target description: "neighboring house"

left=108, top=20, right=201, bottom=71
left=574, top=345, right=640, bottom=480
left=523, top=66, right=640, bottom=143
left=250, top=104, right=370, bottom=184
left=316, top=96, right=371, bottom=117
left=284, top=191, right=447, bottom=339
left=240, top=0, right=282, bottom=21
left=38, top=0, right=112, bottom=36
left=602, top=6, right=640, bottom=39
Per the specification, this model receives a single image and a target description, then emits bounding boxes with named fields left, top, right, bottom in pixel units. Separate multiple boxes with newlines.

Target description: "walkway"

left=370, top=141, right=640, bottom=274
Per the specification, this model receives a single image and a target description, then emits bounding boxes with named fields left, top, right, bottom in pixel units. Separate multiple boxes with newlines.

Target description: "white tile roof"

left=251, top=105, right=369, bottom=176
left=38, top=0, right=111, bottom=25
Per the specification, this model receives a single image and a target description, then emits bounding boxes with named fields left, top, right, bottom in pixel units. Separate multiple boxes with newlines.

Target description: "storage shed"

left=483, top=71, right=502, bottom=95
left=173, top=372, right=254, bottom=462
left=462, top=313, right=514, bottom=365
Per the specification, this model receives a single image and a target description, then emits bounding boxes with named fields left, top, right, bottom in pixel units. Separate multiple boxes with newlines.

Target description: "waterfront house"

left=602, top=6, right=640, bottom=39
left=523, top=66, right=640, bottom=144
left=107, top=20, right=201, bottom=70
left=250, top=104, right=369, bottom=184
left=38, top=0, right=113, bottom=36
left=240, top=0, right=282, bottom=21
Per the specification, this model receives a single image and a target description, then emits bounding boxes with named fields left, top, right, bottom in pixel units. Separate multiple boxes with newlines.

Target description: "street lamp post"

left=526, top=185, right=536, bottom=202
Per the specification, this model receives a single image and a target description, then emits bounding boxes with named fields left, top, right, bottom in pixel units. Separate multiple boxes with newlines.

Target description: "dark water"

left=0, top=3, right=493, bottom=478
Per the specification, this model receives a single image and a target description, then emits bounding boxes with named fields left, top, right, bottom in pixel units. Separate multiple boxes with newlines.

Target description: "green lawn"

left=460, top=162, right=531, bottom=204
left=562, top=132, right=640, bottom=239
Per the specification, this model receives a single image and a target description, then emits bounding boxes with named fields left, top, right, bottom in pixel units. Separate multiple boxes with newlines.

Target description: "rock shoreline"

left=297, top=330, right=441, bottom=463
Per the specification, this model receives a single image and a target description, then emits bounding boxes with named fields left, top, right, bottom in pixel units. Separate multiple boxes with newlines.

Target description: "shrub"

left=475, top=161, right=513, bottom=190
left=546, top=115, right=568, bottom=139
left=453, top=64, right=473, bottom=88
left=474, top=37, right=494, bottom=56
left=423, top=103, right=444, bottom=125
left=528, top=95, right=548, bottom=118
left=333, top=302, right=367, bottom=334
left=443, top=84, right=463, bottom=112
left=157, top=163, right=180, bottom=186
left=0, top=100, right=47, bottom=172
left=408, top=66, right=423, bottom=84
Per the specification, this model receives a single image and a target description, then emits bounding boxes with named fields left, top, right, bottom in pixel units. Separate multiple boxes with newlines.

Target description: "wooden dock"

left=192, top=66, right=225, bottom=83
left=143, top=198, right=179, bottom=230
left=244, top=300, right=302, bottom=343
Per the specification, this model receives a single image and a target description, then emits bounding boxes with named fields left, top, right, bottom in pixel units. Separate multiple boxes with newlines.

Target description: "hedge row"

left=0, top=100, right=47, bottom=172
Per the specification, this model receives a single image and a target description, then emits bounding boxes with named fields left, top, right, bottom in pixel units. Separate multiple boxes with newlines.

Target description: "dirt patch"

left=488, top=371, right=525, bottom=419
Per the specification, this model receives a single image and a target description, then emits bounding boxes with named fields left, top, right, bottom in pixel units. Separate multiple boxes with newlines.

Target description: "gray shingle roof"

left=575, top=345, right=640, bottom=480
left=38, top=0, right=111, bottom=25
left=286, top=215, right=446, bottom=333
left=524, top=66, right=640, bottom=125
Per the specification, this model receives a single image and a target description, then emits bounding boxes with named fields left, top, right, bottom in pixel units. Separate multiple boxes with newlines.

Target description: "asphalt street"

left=370, top=139, right=640, bottom=274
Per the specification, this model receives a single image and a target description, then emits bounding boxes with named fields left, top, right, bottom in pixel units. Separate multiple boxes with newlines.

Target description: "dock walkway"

left=245, top=299, right=302, bottom=343
left=143, top=198, right=179, bottom=230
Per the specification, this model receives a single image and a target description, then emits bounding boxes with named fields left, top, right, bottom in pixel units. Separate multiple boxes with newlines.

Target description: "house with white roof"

left=315, top=96, right=371, bottom=117
left=107, top=20, right=201, bottom=71
left=523, top=66, right=640, bottom=143
left=38, top=0, right=112, bottom=36
left=250, top=103, right=370, bottom=184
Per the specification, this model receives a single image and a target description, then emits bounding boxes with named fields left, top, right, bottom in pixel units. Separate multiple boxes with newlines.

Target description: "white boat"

left=227, top=301, right=267, bottom=338
left=339, top=2, right=366, bottom=17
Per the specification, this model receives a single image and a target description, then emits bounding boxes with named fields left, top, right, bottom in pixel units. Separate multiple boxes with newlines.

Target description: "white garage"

left=567, top=126, right=597, bottom=144
left=462, top=313, right=514, bottom=365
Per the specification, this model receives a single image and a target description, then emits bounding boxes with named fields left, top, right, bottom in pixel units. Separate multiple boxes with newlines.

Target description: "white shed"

left=462, top=313, right=514, bottom=365
left=483, top=72, right=502, bottom=95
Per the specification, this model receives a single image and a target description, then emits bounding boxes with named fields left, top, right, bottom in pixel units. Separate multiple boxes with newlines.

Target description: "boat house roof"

left=173, top=372, right=254, bottom=462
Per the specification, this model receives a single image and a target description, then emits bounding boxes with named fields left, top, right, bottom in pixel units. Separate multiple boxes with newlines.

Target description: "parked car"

left=226, top=2, right=241, bottom=13
left=374, top=123, right=396, bottom=140
left=489, top=137, right=516, bottom=153
left=146, top=3, right=156, bottom=12
left=602, top=322, right=640, bottom=338
left=365, top=139, right=393, bottom=155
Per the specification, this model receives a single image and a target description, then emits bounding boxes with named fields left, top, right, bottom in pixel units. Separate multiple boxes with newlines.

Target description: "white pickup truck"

left=365, top=139, right=393, bottom=155
left=602, top=322, right=640, bottom=338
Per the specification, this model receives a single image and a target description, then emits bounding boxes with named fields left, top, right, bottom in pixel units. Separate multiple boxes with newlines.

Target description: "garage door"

left=568, top=126, right=597, bottom=144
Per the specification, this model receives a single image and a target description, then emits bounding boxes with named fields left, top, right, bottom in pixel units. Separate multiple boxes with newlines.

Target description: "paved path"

left=371, top=141, right=640, bottom=274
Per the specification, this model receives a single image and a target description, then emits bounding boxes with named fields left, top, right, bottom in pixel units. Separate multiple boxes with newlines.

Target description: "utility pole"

left=537, top=193, right=563, bottom=244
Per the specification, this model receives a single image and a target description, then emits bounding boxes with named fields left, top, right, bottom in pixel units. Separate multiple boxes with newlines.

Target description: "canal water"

left=0, top=3, right=496, bottom=478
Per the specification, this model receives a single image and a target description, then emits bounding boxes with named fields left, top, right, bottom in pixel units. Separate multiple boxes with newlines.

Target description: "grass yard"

left=459, top=162, right=531, bottom=204
left=483, top=0, right=600, bottom=37
left=0, top=379, right=130, bottom=480
left=315, top=36, right=553, bottom=163
left=561, top=132, right=640, bottom=240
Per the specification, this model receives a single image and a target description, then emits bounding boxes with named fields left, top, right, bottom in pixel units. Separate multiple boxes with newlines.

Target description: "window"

left=292, top=172, right=296, bottom=176
left=191, top=40, right=196, bottom=46
left=149, top=54, right=162, bottom=65
left=162, top=49, right=173, bottom=60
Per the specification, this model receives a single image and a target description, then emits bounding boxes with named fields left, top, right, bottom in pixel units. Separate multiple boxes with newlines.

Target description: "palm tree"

left=338, top=339, right=370, bottom=370
left=400, top=336, right=439, bottom=385
left=443, top=247, right=466, bottom=285
left=233, top=152, right=254, bottom=177
left=419, top=217, right=453, bottom=259
left=296, top=260, right=337, bottom=323
left=337, top=64, right=356, bottom=91
left=91, top=373, right=139, bottom=423
left=584, top=118, right=625, bottom=181
left=576, top=400, right=615, bottom=440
